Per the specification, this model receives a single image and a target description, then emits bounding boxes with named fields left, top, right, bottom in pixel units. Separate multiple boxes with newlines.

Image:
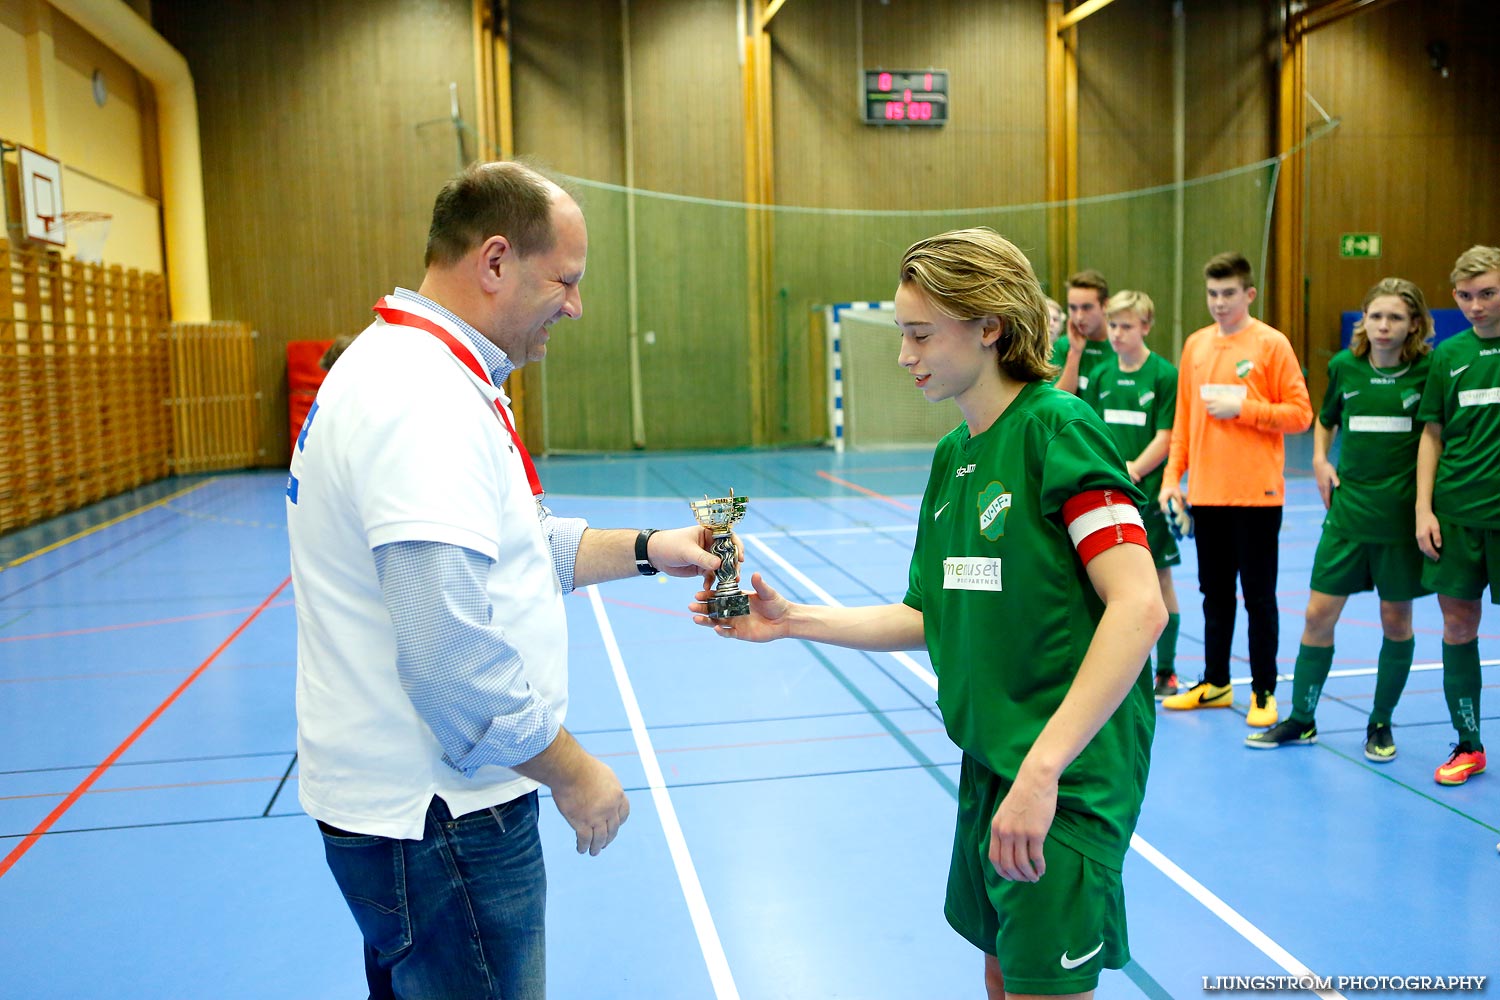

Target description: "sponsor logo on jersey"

left=978, top=482, right=1012, bottom=540
left=1369, top=377, right=1394, bottom=385
left=1138, top=390, right=1154, bottom=404
left=1079, top=375, right=1091, bottom=391
left=1117, top=378, right=1135, bottom=386
left=1458, top=387, right=1500, bottom=408
left=1451, top=364, right=1470, bottom=378
left=1235, top=359, right=1254, bottom=378
left=955, top=463, right=977, bottom=478
left=1480, top=348, right=1500, bottom=357
left=1343, top=390, right=1360, bottom=400
left=943, top=556, right=1002, bottom=592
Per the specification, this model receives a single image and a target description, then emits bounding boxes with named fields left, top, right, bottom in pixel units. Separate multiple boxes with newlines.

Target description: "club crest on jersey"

left=1235, top=359, right=1254, bottom=378
left=978, top=482, right=1012, bottom=540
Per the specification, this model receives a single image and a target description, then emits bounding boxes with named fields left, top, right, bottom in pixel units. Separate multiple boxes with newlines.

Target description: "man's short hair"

left=1203, top=252, right=1255, bottom=289
left=1104, top=290, right=1155, bottom=326
left=1066, top=269, right=1109, bottom=304
left=425, top=161, right=567, bottom=269
left=1450, top=245, right=1500, bottom=285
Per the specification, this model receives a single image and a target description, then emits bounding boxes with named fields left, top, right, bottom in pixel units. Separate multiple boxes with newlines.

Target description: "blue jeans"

left=319, top=792, right=545, bottom=1000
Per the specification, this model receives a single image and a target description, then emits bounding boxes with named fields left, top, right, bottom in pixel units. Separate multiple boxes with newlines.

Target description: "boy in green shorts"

left=1050, top=269, right=1117, bottom=396
left=695, top=229, right=1164, bottom=998
left=1081, top=290, right=1184, bottom=697
left=1247, top=278, right=1434, bottom=760
left=1415, top=245, right=1500, bottom=786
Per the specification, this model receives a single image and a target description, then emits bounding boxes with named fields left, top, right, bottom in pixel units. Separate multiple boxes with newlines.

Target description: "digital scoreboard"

left=863, top=69, right=948, bottom=126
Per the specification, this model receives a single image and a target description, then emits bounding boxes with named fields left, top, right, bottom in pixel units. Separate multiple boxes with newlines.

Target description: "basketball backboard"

left=18, top=145, right=66, bottom=246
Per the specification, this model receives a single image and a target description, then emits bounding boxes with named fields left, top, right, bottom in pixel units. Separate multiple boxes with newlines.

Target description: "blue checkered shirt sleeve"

left=373, top=540, right=560, bottom=775
left=538, top=504, right=587, bottom=593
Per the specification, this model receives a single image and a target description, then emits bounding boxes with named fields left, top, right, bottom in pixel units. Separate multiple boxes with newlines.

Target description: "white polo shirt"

left=287, top=297, right=567, bottom=840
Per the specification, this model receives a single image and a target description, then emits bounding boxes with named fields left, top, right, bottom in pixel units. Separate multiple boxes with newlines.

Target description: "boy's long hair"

left=899, top=228, right=1057, bottom=383
left=1349, top=278, right=1432, bottom=363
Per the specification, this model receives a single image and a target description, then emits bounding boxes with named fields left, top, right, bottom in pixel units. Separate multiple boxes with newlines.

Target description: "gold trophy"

left=690, top=490, right=750, bottom=619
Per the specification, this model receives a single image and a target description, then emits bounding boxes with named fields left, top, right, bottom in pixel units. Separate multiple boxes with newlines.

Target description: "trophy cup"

left=690, top=490, right=750, bottom=619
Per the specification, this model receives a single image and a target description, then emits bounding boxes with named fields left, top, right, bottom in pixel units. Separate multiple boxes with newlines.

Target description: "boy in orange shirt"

left=1159, top=252, right=1313, bottom=727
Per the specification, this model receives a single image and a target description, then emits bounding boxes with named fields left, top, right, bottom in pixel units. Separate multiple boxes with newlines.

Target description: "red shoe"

left=1434, top=743, right=1487, bottom=786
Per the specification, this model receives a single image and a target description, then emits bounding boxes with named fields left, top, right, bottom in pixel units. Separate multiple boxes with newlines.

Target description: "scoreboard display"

left=863, top=70, right=948, bottom=126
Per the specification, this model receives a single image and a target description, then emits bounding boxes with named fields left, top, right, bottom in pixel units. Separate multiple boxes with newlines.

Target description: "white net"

left=62, top=211, right=112, bottom=265
left=837, top=307, right=964, bottom=449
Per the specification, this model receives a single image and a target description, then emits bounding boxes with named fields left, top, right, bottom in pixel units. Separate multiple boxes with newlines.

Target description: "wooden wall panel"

left=1077, top=0, right=1175, bottom=197
left=1183, top=0, right=1277, bottom=179
left=772, top=0, right=1048, bottom=213
left=512, top=0, right=751, bottom=451
left=1304, top=0, right=1500, bottom=407
left=152, top=0, right=474, bottom=467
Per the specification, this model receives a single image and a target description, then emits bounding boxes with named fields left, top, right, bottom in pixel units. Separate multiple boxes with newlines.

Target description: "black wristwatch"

left=635, top=528, right=659, bottom=576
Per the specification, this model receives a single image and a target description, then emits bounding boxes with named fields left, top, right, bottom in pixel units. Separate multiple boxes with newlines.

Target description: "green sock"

left=1442, top=639, right=1483, bottom=747
left=1290, top=643, right=1334, bottom=724
left=1156, top=613, right=1180, bottom=677
left=1369, top=636, right=1415, bottom=727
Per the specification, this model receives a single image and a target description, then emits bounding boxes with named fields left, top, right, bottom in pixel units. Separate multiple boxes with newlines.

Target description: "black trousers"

left=1192, top=505, right=1283, bottom=693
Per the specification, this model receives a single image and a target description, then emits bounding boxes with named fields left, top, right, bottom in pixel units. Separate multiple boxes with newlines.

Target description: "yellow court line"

left=1, top=478, right=219, bottom=573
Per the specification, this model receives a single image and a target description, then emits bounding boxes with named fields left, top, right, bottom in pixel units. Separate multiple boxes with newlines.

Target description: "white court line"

left=744, top=534, right=937, bottom=691
left=1130, top=836, right=1345, bottom=999
left=746, top=534, right=1345, bottom=996
left=584, top=586, right=740, bottom=1000
left=1229, top=659, right=1500, bottom=686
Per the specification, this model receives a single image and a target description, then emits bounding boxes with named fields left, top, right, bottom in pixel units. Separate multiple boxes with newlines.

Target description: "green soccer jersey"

left=1319, top=349, right=1432, bottom=542
left=1049, top=335, right=1117, bottom=392
left=902, top=381, right=1154, bottom=871
left=1080, top=352, right=1178, bottom=503
left=1416, top=330, right=1500, bottom=529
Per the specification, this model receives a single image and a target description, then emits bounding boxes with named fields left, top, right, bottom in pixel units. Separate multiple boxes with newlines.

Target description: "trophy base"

left=707, top=592, right=751, bottom=619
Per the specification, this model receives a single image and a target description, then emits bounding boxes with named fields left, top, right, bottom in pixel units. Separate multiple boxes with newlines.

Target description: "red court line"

left=814, top=470, right=915, bottom=511
left=0, top=575, right=292, bottom=880
left=0, top=599, right=295, bottom=643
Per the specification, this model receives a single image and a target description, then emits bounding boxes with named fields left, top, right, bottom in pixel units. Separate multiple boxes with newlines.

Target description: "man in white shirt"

left=287, top=161, right=720, bottom=1000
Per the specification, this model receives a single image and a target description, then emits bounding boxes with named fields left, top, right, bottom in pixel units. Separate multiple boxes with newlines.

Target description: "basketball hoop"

left=61, top=211, right=112, bottom=265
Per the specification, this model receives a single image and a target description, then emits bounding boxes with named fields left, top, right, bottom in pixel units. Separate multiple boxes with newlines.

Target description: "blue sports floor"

left=1, top=447, right=1496, bottom=999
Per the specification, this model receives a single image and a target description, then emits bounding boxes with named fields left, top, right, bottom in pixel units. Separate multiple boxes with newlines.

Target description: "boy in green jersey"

left=1415, top=245, right=1500, bottom=786
left=1246, top=278, right=1434, bottom=761
left=1050, top=269, right=1117, bottom=396
left=694, top=229, right=1165, bottom=999
left=1082, top=290, right=1183, bottom=698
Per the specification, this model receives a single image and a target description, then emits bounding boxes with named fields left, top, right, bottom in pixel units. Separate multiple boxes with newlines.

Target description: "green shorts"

left=1309, top=525, right=1431, bottom=601
left=1420, top=518, right=1500, bottom=604
left=945, top=755, right=1129, bottom=994
left=1143, top=506, right=1181, bottom=569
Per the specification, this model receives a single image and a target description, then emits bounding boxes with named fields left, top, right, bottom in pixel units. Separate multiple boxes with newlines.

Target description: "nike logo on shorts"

left=1060, top=942, right=1104, bottom=970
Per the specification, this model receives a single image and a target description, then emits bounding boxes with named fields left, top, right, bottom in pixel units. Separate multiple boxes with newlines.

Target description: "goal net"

left=828, top=302, right=963, bottom=450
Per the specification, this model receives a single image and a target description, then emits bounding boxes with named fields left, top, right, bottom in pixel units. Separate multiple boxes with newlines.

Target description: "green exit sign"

left=1340, top=233, right=1382, bottom=258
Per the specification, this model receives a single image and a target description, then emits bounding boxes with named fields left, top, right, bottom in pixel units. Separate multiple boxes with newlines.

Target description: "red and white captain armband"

left=1062, top=489, right=1149, bottom=566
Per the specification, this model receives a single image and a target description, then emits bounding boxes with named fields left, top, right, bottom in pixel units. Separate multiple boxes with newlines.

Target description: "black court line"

left=0, top=749, right=297, bottom=777
left=262, top=754, right=298, bottom=817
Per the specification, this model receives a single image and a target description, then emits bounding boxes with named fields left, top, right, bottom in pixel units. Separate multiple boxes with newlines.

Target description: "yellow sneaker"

left=1162, top=681, right=1233, bottom=710
left=1246, top=691, right=1279, bottom=728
